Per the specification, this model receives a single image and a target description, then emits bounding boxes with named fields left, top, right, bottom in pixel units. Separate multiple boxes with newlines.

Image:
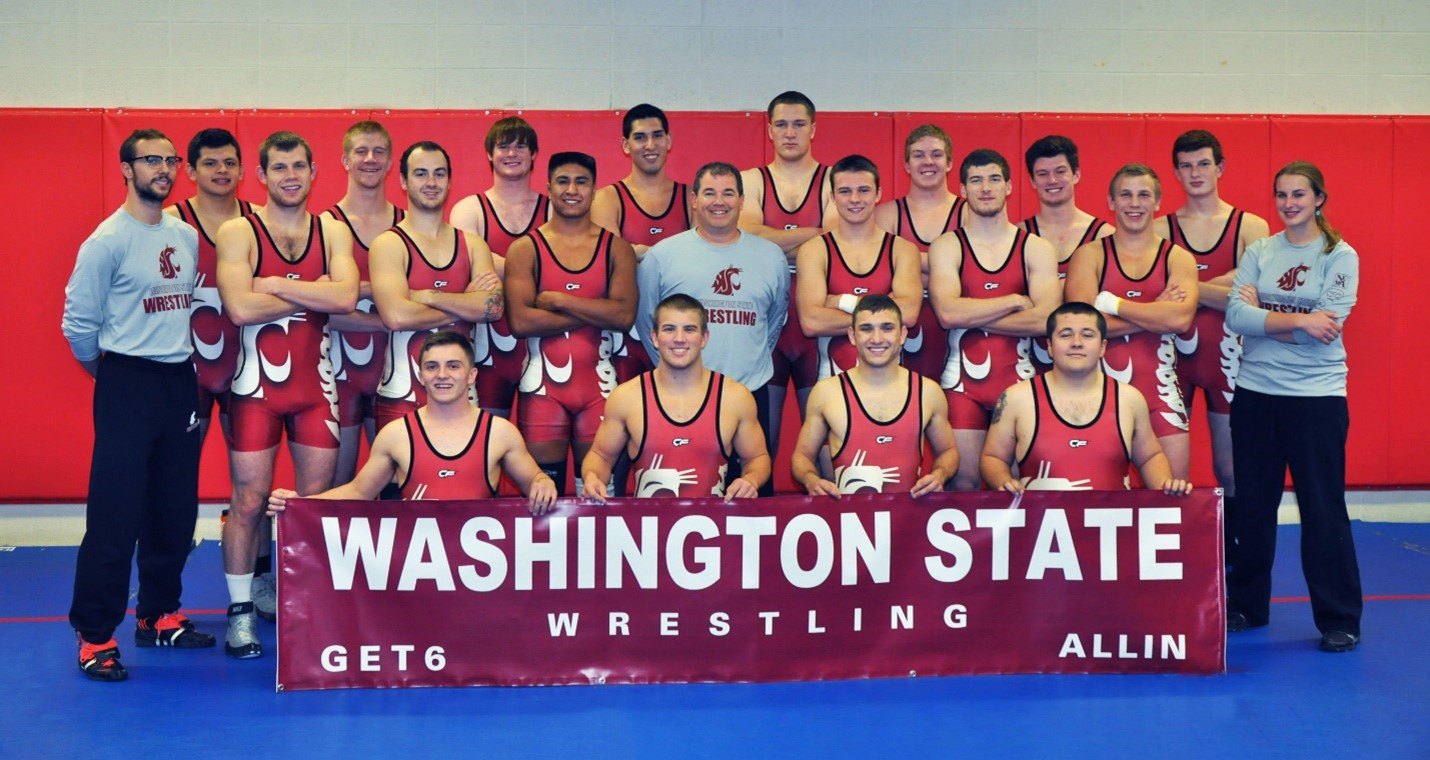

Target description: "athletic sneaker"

left=225, top=602, right=262, bottom=659
left=134, top=612, right=217, bottom=648
left=78, top=635, right=128, bottom=682
left=252, top=573, right=277, bottom=623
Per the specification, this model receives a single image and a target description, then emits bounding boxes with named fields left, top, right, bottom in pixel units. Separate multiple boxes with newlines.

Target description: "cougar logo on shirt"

left=158, top=246, right=181, bottom=279
left=711, top=266, right=742, bottom=296
left=438, top=469, right=457, bottom=478
left=1278, top=264, right=1310, bottom=291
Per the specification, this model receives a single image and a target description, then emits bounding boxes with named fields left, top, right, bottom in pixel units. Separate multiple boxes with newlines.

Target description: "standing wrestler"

left=927, top=149, right=1060, bottom=491
left=165, top=128, right=252, bottom=445
left=269, top=331, right=556, bottom=513
left=506, top=152, right=638, bottom=495
left=371, top=142, right=502, bottom=431
left=323, top=121, right=405, bottom=485
left=1066, top=164, right=1198, bottom=480
left=636, top=163, right=790, bottom=492
left=1224, top=162, right=1360, bottom=651
left=793, top=296, right=958, bottom=498
left=164, top=128, right=276, bottom=620
left=873, top=124, right=966, bottom=380
left=980, top=302, right=1192, bottom=495
left=796, top=154, right=922, bottom=379
left=214, top=130, right=359, bottom=659
left=450, top=117, right=546, bottom=418
left=739, top=91, right=836, bottom=477
left=1019, top=135, right=1115, bottom=374
left=1152, top=130, right=1269, bottom=554
left=590, top=103, right=692, bottom=384
left=581, top=294, right=769, bottom=501
left=64, top=129, right=214, bottom=681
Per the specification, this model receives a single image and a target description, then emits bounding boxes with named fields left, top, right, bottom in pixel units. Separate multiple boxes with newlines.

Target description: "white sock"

left=226, top=572, right=254, bottom=605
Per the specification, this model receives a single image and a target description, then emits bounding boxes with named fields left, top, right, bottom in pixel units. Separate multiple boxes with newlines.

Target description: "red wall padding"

left=7, top=109, right=1424, bottom=501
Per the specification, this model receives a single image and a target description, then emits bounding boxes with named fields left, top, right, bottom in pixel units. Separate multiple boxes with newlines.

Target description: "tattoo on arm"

left=990, top=391, right=1008, bottom=425
left=483, top=286, right=504, bottom=321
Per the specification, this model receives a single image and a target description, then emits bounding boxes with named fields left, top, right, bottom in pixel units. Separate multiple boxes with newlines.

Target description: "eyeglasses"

left=132, top=155, right=184, bottom=168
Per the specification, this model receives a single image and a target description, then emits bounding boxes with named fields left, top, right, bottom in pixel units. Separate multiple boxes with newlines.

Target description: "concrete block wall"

left=1, top=0, right=1426, bottom=112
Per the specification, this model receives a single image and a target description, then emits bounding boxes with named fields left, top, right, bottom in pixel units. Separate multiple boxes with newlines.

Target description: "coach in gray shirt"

left=637, top=162, right=788, bottom=493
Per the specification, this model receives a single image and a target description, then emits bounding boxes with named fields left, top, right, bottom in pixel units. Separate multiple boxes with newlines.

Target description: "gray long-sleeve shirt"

left=636, top=229, right=789, bottom=389
left=1225, top=232, right=1357, bottom=397
left=62, top=208, right=199, bottom=363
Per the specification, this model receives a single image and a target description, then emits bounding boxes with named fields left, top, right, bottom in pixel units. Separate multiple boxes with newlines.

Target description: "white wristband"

left=838, top=294, right=858, bottom=314
left=1093, top=291, right=1123, bottom=317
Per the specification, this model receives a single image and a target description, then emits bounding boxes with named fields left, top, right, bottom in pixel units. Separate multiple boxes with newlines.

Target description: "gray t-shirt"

left=63, top=207, right=199, bottom=363
left=1225, top=232, right=1357, bottom=397
left=636, top=229, right=789, bottom=388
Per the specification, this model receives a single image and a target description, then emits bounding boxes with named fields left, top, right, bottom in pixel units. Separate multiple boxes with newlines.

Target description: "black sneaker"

left=225, top=602, right=263, bottom=659
left=135, top=612, right=217, bottom=648
left=1319, top=631, right=1360, bottom=653
left=78, top=635, right=128, bottom=682
left=1226, top=611, right=1251, bottom=632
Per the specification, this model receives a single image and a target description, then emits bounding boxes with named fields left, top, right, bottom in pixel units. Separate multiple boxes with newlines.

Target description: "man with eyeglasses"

left=63, top=129, right=216, bottom=682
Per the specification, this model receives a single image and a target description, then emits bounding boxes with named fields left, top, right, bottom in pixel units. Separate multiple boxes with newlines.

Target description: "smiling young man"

left=323, top=121, right=405, bottom=486
left=369, top=141, right=502, bottom=433
left=65, top=129, right=213, bottom=682
left=795, top=154, right=922, bottom=380
left=213, top=130, right=359, bottom=660
left=1065, top=164, right=1198, bottom=481
left=980, top=301, right=1192, bottom=495
left=792, top=295, right=958, bottom=498
left=450, top=117, right=547, bottom=419
left=505, top=152, right=638, bottom=496
left=268, top=331, right=556, bottom=514
left=1018, top=135, right=1114, bottom=280
left=1152, top=130, right=1270, bottom=549
left=873, top=124, right=966, bottom=381
left=581, top=294, right=769, bottom=501
left=927, top=149, right=1061, bottom=491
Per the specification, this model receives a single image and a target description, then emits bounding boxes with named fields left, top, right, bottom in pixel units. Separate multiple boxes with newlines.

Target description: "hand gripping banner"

left=276, top=489, right=1224, bottom=690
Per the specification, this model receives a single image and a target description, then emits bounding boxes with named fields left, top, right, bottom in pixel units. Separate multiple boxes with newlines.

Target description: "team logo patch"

left=673, top=438, right=691, bottom=447
left=159, top=246, right=181, bottom=279
left=1277, top=264, right=1310, bottom=291
left=649, top=226, right=664, bottom=236
left=438, top=469, right=457, bottom=478
left=1069, top=439, right=1089, bottom=448
left=565, top=283, right=582, bottom=291
left=711, top=266, right=742, bottom=296
left=875, top=435, right=894, bottom=444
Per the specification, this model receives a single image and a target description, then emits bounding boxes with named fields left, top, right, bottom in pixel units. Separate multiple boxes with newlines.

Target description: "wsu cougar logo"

left=711, top=266, right=742, bottom=296
left=1277, top=264, right=1310, bottom=291
left=158, top=246, right=180, bottom=279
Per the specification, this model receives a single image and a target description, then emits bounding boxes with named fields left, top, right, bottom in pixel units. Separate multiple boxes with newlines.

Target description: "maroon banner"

left=276, top=490, right=1224, bottom=690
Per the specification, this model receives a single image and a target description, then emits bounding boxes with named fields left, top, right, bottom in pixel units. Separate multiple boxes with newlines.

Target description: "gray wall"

left=1, top=0, right=1426, bottom=112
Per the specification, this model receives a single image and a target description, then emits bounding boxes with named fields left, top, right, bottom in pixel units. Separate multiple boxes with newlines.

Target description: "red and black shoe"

left=135, top=612, right=217, bottom=648
left=78, top=635, right=128, bottom=682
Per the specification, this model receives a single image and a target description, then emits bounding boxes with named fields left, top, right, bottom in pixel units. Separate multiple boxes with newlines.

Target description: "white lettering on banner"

left=320, top=645, right=446, bottom=672
left=537, top=604, right=974, bottom=638
left=1057, top=633, right=1186, bottom=660
left=922, top=507, right=1183, bottom=583
left=321, top=507, right=1181, bottom=592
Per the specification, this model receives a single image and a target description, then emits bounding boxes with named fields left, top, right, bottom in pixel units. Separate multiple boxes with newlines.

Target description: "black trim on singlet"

left=631, top=371, right=727, bottom=463
left=614, top=180, right=688, bottom=232
left=832, top=369, right=916, bottom=460
left=177, top=198, right=254, bottom=248
left=955, top=228, right=1029, bottom=279
left=1099, top=236, right=1172, bottom=290
left=897, top=197, right=964, bottom=247
left=1167, top=208, right=1245, bottom=263
left=1018, top=373, right=1128, bottom=468
left=478, top=192, right=546, bottom=242
left=327, top=203, right=405, bottom=250
left=389, top=225, right=462, bottom=278
left=761, top=165, right=827, bottom=223
left=532, top=228, right=610, bottom=277
left=1021, top=216, right=1109, bottom=264
left=825, top=231, right=894, bottom=280
left=398, top=410, right=495, bottom=497
left=248, top=213, right=324, bottom=275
